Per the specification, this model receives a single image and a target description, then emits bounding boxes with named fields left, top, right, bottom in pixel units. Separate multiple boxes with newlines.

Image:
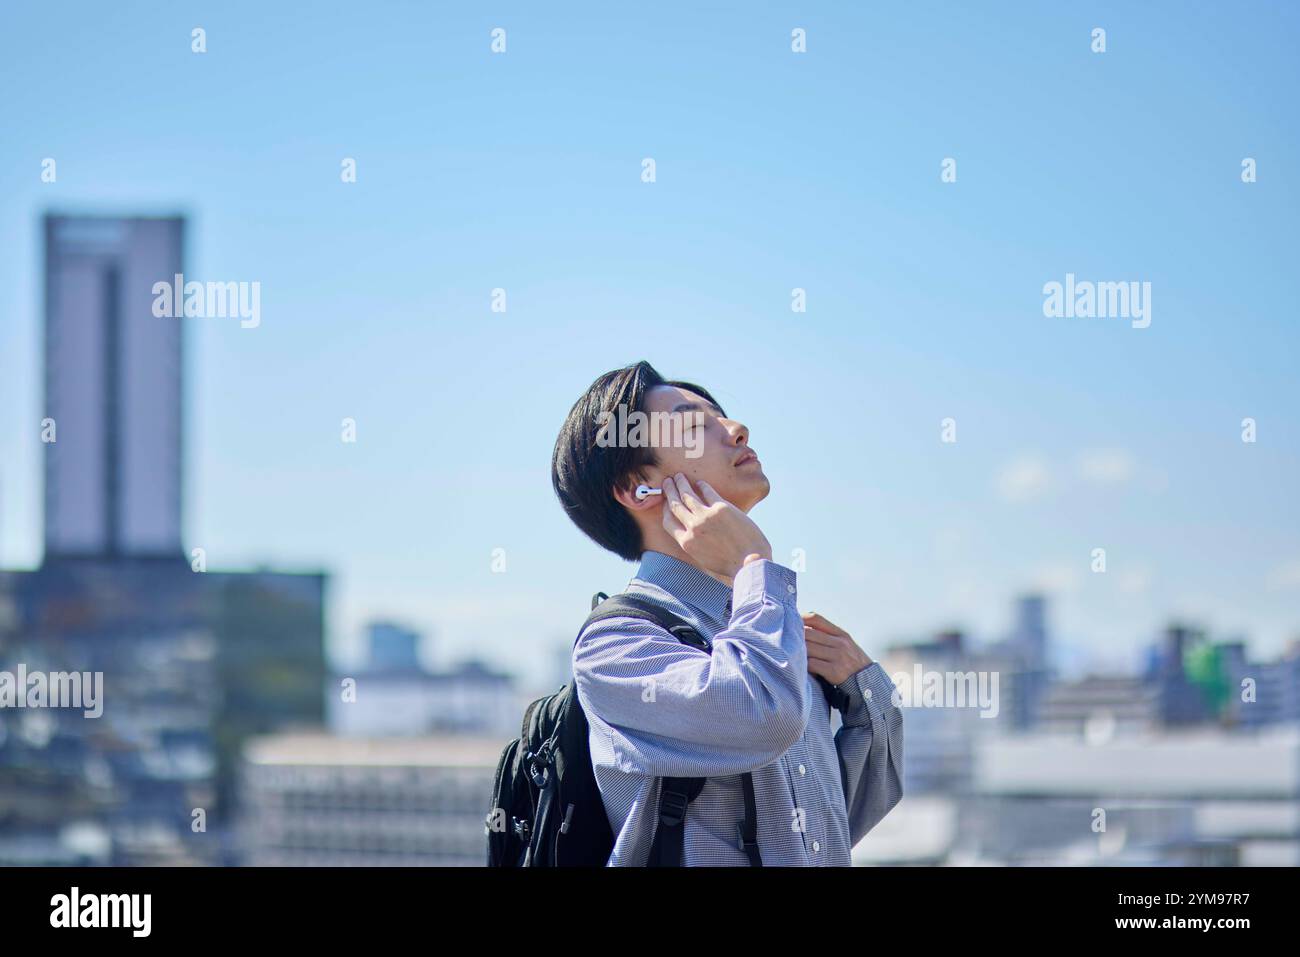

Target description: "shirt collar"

left=633, top=550, right=733, bottom=623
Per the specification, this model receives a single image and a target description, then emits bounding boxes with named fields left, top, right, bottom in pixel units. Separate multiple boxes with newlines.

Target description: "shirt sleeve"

left=572, top=559, right=810, bottom=779
left=832, top=662, right=904, bottom=846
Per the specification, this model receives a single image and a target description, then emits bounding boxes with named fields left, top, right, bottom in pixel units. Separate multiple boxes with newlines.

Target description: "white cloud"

left=1078, top=449, right=1135, bottom=485
left=996, top=455, right=1051, bottom=503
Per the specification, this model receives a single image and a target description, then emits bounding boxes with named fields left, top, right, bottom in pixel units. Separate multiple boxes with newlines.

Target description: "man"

left=552, top=360, right=903, bottom=865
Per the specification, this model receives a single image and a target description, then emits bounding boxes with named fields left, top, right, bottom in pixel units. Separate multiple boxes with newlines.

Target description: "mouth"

left=733, top=449, right=759, bottom=468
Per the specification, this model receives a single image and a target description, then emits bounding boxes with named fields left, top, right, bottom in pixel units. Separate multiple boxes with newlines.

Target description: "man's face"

left=637, top=384, right=770, bottom=511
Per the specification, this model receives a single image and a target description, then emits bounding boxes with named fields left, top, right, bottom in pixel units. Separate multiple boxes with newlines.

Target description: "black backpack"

left=484, top=591, right=767, bottom=867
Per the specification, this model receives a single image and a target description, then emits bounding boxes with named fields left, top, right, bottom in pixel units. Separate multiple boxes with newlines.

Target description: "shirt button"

left=798, top=764, right=806, bottom=776
left=786, top=584, right=795, bottom=594
left=812, top=841, right=820, bottom=853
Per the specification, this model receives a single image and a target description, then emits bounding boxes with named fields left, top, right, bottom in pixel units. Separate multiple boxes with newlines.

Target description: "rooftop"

left=243, top=732, right=505, bottom=768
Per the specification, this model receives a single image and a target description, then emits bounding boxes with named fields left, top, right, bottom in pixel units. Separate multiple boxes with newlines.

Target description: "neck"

left=637, top=527, right=736, bottom=588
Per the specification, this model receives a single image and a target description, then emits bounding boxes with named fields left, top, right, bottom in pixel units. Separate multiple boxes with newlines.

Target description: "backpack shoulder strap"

left=647, top=773, right=762, bottom=867
left=582, top=590, right=762, bottom=867
left=583, top=592, right=710, bottom=651
left=648, top=777, right=702, bottom=866
left=588, top=591, right=846, bottom=711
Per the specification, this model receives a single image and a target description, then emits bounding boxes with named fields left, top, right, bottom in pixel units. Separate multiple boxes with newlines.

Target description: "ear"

left=612, top=477, right=660, bottom=512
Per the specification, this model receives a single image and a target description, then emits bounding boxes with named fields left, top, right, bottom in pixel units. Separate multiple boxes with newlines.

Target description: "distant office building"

left=0, top=211, right=327, bottom=866
left=327, top=659, right=519, bottom=738
left=43, top=215, right=185, bottom=560
left=967, top=727, right=1300, bottom=866
left=0, top=559, right=326, bottom=865
left=365, top=621, right=423, bottom=672
left=978, top=595, right=1054, bottom=732
left=1217, top=640, right=1250, bottom=726
left=549, top=636, right=573, bottom=693
left=1035, top=675, right=1160, bottom=737
left=1236, top=641, right=1300, bottom=729
left=1153, top=624, right=1212, bottom=726
left=1011, top=594, right=1047, bottom=669
left=879, top=632, right=981, bottom=796
left=239, top=732, right=501, bottom=865
left=850, top=795, right=961, bottom=866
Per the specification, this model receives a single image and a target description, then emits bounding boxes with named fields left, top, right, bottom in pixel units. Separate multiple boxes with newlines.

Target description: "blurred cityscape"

left=1, top=214, right=1296, bottom=866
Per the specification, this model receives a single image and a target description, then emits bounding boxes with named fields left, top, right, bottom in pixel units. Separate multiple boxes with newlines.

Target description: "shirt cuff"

left=834, top=662, right=898, bottom=726
left=730, top=558, right=797, bottom=614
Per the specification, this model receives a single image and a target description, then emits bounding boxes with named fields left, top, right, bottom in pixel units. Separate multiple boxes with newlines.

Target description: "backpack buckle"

left=659, top=787, right=689, bottom=827
left=738, top=823, right=759, bottom=851
left=527, top=742, right=554, bottom=788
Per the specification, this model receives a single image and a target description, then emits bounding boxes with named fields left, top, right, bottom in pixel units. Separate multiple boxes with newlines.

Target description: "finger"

left=804, top=641, right=838, bottom=660
left=803, top=627, right=840, bottom=648
left=805, top=649, right=840, bottom=669
left=661, top=495, right=686, bottom=534
left=695, top=479, right=725, bottom=507
left=661, top=476, right=693, bottom=525
left=806, top=657, right=833, bottom=679
left=673, top=473, right=705, bottom=513
left=802, top=612, right=850, bottom=638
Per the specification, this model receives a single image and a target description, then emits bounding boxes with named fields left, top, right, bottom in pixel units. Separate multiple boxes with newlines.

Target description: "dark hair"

left=552, top=361, right=724, bottom=561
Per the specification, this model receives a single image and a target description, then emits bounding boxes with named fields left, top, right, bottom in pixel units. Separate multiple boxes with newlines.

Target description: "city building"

left=0, top=214, right=327, bottom=865
left=239, top=732, right=500, bottom=865
left=0, top=557, right=326, bottom=865
left=964, top=727, right=1300, bottom=866
left=327, top=657, right=518, bottom=739
left=1035, top=675, right=1160, bottom=737
left=1150, top=624, right=1213, bottom=726
left=1227, top=639, right=1300, bottom=729
left=43, top=215, right=185, bottom=560
left=878, top=630, right=981, bottom=796
left=365, top=621, right=423, bottom=672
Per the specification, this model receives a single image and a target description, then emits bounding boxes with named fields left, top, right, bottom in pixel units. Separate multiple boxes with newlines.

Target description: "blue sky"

left=1, top=1, right=1297, bottom=687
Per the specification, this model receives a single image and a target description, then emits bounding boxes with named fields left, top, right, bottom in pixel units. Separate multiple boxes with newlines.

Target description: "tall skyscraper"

left=366, top=620, right=424, bottom=672
left=2, top=212, right=326, bottom=865
left=43, top=214, right=185, bottom=559
left=1013, top=594, right=1047, bottom=668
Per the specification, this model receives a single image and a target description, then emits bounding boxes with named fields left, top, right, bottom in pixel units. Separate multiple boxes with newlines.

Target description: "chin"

left=734, top=474, right=771, bottom=512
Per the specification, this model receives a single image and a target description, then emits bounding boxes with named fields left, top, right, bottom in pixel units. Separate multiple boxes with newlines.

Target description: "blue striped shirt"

left=572, top=551, right=904, bottom=866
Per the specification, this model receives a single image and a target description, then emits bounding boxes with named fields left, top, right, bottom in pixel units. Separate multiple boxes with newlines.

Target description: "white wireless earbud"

left=634, top=484, right=663, bottom=501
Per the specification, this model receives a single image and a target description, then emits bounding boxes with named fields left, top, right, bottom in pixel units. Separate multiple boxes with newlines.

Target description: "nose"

left=720, top=417, right=749, bottom=446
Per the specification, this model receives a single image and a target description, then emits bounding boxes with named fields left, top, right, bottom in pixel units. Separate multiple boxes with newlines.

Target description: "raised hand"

left=660, top=472, right=772, bottom=581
